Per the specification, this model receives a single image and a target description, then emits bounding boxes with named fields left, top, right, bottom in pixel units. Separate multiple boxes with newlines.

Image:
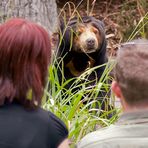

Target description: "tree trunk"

left=0, top=0, right=58, bottom=33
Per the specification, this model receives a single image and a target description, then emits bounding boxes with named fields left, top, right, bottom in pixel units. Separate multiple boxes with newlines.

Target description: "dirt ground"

left=56, top=0, right=148, bottom=56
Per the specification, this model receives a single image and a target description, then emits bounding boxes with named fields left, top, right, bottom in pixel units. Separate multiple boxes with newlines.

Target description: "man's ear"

left=111, top=81, right=122, bottom=99
left=112, top=81, right=132, bottom=111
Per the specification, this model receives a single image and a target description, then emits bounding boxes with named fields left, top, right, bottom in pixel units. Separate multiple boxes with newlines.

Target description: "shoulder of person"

left=77, top=124, right=126, bottom=148
left=29, top=107, right=69, bottom=147
left=32, top=107, right=68, bottom=133
left=77, top=122, right=148, bottom=148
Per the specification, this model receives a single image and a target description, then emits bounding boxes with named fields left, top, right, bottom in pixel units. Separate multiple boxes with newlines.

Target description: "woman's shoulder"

left=35, top=107, right=69, bottom=147
left=16, top=103, right=68, bottom=134
left=0, top=103, right=68, bottom=147
left=37, top=107, right=68, bottom=133
left=1, top=102, right=68, bottom=135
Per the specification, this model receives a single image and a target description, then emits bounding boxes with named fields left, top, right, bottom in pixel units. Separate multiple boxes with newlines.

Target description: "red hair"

left=0, top=18, right=51, bottom=108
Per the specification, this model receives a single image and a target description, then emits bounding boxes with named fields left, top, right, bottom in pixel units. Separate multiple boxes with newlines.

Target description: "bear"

left=55, top=16, right=112, bottom=115
left=57, top=16, right=107, bottom=82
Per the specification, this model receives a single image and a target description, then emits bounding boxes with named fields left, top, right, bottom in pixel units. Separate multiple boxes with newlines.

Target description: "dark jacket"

left=0, top=102, right=68, bottom=148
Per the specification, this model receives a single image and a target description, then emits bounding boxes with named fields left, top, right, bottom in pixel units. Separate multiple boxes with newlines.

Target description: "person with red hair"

left=0, top=18, right=69, bottom=148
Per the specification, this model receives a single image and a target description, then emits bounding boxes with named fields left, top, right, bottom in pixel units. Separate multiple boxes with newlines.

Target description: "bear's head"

left=73, top=23, right=102, bottom=53
left=59, top=16, right=106, bottom=55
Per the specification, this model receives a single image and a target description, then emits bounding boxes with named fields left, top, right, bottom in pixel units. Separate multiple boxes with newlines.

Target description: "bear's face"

left=73, top=23, right=102, bottom=53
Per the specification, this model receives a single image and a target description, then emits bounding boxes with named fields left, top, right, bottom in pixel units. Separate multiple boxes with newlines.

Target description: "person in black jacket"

left=0, top=18, right=69, bottom=148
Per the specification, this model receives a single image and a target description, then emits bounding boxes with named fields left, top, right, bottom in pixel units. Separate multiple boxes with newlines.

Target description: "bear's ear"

left=59, top=17, right=67, bottom=33
left=91, top=17, right=105, bottom=30
left=68, top=17, right=78, bottom=26
left=98, top=20, right=105, bottom=29
left=59, top=17, right=78, bottom=34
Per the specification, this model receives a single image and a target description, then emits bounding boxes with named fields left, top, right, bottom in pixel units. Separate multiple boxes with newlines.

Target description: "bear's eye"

left=77, top=31, right=82, bottom=36
left=93, top=29, right=98, bottom=34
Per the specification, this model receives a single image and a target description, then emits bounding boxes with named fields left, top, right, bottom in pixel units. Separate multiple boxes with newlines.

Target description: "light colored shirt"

left=77, top=110, right=148, bottom=148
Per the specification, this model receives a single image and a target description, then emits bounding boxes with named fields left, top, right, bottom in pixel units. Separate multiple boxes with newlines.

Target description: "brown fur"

left=65, top=57, right=95, bottom=76
left=73, top=23, right=102, bottom=53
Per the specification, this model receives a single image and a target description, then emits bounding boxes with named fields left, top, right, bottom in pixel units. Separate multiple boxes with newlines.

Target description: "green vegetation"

left=127, top=12, right=148, bottom=41
left=43, top=57, right=118, bottom=144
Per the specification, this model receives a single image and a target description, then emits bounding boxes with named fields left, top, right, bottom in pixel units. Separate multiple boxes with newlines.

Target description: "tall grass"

left=43, top=57, right=118, bottom=144
left=127, top=12, right=148, bottom=41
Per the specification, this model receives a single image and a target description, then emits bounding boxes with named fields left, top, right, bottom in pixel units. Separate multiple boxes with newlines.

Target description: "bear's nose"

left=86, top=39, right=95, bottom=46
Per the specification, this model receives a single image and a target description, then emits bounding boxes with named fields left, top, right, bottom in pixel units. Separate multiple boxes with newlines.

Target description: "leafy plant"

left=43, top=57, right=118, bottom=144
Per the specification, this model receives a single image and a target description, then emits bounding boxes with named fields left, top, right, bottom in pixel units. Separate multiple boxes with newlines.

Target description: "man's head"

left=112, top=39, right=148, bottom=111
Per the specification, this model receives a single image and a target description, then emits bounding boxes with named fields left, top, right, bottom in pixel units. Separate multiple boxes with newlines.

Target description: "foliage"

left=127, top=12, right=148, bottom=41
left=43, top=57, right=119, bottom=144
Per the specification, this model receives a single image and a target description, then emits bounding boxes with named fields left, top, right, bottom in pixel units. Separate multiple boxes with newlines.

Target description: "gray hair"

left=115, top=39, right=148, bottom=106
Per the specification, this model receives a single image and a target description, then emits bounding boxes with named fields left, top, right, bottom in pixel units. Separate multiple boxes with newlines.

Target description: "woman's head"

left=0, top=18, right=51, bottom=108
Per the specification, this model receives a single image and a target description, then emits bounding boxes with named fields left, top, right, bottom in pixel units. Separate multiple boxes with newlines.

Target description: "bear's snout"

left=86, top=38, right=95, bottom=48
